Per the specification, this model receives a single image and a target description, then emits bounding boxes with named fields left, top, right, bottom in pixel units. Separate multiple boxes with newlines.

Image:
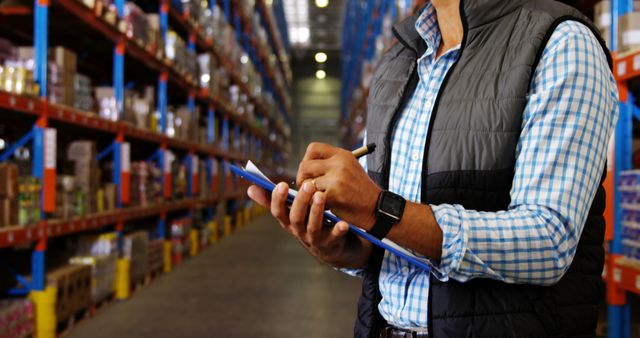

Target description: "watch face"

left=382, top=192, right=405, bottom=217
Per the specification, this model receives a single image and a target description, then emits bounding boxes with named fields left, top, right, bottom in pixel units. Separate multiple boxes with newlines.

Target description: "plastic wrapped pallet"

left=69, top=253, right=117, bottom=303
left=76, top=233, right=118, bottom=257
left=123, top=231, right=149, bottom=283
left=0, top=299, right=34, bottom=338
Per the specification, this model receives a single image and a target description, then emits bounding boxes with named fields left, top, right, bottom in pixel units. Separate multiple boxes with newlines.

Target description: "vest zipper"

left=424, top=1, right=470, bottom=336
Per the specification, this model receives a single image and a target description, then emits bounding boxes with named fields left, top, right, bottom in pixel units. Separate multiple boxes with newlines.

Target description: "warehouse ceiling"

left=284, top=0, right=345, bottom=51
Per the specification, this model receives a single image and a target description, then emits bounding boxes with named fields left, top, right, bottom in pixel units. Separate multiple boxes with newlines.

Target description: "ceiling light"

left=315, top=52, right=328, bottom=63
left=316, top=0, right=329, bottom=8
left=316, top=70, right=326, bottom=79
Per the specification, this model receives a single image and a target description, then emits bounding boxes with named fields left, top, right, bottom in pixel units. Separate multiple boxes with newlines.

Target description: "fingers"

left=289, top=181, right=316, bottom=236
left=247, top=185, right=271, bottom=207
left=302, top=142, right=340, bottom=162
left=271, top=182, right=290, bottom=226
left=329, top=221, right=350, bottom=242
left=306, top=192, right=326, bottom=239
left=296, top=159, right=330, bottom=187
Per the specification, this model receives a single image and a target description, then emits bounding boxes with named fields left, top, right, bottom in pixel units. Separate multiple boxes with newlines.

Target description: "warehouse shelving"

left=608, top=1, right=640, bottom=334
left=0, top=0, right=291, bottom=336
left=340, top=0, right=418, bottom=148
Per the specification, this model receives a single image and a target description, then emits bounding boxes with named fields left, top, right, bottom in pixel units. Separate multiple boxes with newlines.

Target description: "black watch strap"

left=368, top=215, right=395, bottom=240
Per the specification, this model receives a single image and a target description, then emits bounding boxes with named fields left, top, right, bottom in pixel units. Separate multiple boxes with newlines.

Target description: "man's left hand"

left=296, top=142, right=381, bottom=231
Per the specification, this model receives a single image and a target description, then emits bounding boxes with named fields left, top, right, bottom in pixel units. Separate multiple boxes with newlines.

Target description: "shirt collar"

left=414, top=2, right=441, bottom=57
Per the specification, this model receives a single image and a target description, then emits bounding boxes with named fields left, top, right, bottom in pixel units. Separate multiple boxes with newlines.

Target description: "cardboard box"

left=619, top=12, right=640, bottom=52
left=45, top=264, right=92, bottom=323
left=595, top=1, right=640, bottom=29
left=0, top=163, right=19, bottom=198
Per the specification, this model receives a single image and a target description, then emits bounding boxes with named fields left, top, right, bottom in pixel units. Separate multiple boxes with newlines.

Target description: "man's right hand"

left=247, top=181, right=372, bottom=269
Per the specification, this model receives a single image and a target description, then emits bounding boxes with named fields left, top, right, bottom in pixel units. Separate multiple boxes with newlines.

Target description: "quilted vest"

left=356, top=1, right=611, bottom=337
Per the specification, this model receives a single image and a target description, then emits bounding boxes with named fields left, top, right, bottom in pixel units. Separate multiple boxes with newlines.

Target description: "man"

left=248, top=0, right=618, bottom=337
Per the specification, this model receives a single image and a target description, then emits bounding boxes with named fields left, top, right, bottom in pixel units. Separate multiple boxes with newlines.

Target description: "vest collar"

left=393, top=0, right=528, bottom=52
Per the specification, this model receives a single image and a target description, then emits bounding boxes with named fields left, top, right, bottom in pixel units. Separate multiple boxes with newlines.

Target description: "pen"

left=290, top=143, right=377, bottom=188
left=352, top=143, right=377, bottom=159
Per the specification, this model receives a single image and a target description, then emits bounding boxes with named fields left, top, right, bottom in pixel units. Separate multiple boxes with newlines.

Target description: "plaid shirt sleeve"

left=430, top=22, right=619, bottom=285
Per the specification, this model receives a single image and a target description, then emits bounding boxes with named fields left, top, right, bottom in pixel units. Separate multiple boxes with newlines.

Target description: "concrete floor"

left=68, top=216, right=362, bottom=338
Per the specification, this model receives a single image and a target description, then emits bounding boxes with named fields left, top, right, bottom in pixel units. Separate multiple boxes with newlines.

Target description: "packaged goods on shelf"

left=165, top=31, right=197, bottom=80
left=197, top=53, right=220, bottom=95
left=146, top=14, right=162, bottom=57
left=0, top=38, right=15, bottom=62
left=131, top=161, right=162, bottom=206
left=95, top=86, right=118, bottom=121
left=147, top=238, right=164, bottom=274
left=175, top=105, right=200, bottom=140
left=45, top=264, right=92, bottom=323
left=619, top=12, right=640, bottom=52
left=74, top=73, right=93, bottom=112
left=124, top=2, right=151, bottom=47
left=619, top=170, right=640, bottom=263
left=69, top=253, right=117, bottom=303
left=17, top=177, right=41, bottom=226
left=67, top=141, right=99, bottom=213
left=0, top=299, right=34, bottom=338
left=123, top=231, right=149, bottom=283
left=16, top=46, right=77, bottom=106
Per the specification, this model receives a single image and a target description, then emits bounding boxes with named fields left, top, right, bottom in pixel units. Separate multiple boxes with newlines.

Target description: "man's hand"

left=247, top=181, right=372, bottom=269
left=297, top=142, right=381, bottom=231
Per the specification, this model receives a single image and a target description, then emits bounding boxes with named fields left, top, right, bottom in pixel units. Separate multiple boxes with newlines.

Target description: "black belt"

left=380, top=326, right=429, bottom=338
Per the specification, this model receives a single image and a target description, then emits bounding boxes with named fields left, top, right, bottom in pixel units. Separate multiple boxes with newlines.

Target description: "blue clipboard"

left=230, top=164, right=431, bottom=271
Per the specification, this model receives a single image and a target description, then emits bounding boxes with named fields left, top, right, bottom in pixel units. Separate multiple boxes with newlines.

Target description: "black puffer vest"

left=356, top=1, right=612, bottom=337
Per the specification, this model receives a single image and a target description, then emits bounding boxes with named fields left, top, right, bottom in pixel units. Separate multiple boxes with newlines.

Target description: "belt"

left=380, top=326, right=429, bottom=338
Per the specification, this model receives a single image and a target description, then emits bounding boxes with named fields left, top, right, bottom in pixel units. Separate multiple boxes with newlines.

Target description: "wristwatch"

left=369, top=190, right=406, bottom=240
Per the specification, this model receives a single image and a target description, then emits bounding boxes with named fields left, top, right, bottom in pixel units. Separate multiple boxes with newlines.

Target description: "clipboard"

left=230, top=163, right=432, bottom=271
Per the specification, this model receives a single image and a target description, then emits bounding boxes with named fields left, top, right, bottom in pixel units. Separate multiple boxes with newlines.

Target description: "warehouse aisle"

left=67, top=215, right=362, bottom=338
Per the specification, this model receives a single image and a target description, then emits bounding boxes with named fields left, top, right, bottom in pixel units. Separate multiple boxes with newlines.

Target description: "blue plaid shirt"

left=357, top=4, right=618, bottom=329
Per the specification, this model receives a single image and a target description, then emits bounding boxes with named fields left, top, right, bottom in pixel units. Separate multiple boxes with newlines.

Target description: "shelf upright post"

left=608, top=1, right=633, bottom=338
left=223, top=0, right=231, bottom=24
left=31, top=1, right=57, bottom=337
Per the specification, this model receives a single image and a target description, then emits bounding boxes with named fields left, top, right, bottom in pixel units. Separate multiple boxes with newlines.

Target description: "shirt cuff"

left=429, top=204, right=467, bottom=281
left=338, top=268, right=364, bottom=278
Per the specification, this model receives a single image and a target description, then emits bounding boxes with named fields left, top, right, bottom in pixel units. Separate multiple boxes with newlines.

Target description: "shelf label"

left=44, top=128, right=56, bottom=169
left=164, top=150, right=173, bottom=174
left=634, top=55, right=640, bottom=72
left=121, top=142, right=130, bottom=173
left=618, top=61, right=628, bottom=77
left=614, top=268, right=622, bottom=283
left=193, top=156, right=199, bottom=174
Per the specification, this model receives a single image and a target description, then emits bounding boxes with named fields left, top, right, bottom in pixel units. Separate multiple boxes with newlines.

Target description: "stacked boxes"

left=73, top=233, right=118, bottom=302
left=124, top=3, right=151, bottom=47
left=15, top=46, right=77, bottom=106
left=67, top=141, right=99, bottom=214
left=69, top=254, right=117, bottom=303
left=147, top=239, right=164, bottom=275
left=619, top=170, right=640, bottom=262
left=74, top=73, right=93, bottom=112
left=0, top=164, right=18, bottom=227
left=45, top=264, right=92, bottom=323
left=123, top=231, right=149, bottom=284
left=594, top=1, right=640, bottom=50
left=0, top=299, right=34, bottom=338
left=95, top=87, right=118, bottom=121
